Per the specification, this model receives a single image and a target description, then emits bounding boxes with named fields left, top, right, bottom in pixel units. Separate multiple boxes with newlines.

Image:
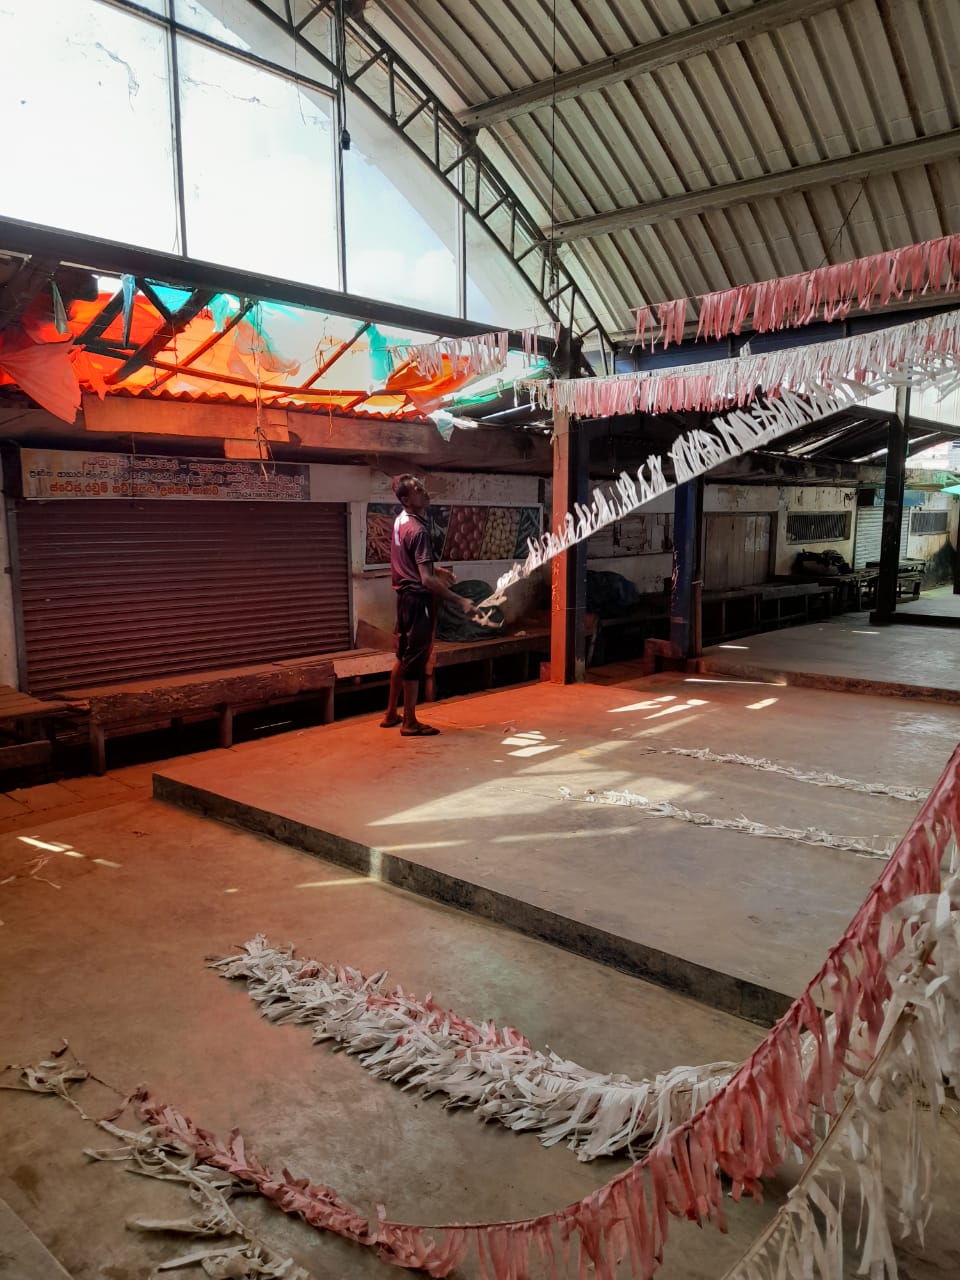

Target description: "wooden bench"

left=758, top=582, right=835, bottom=628
left=0, top=686, right=84, bottom=769
left=587, top=599, right=669, bottom=667
left=896, top=571, right=923, bottom=599
left=57, top=657, right=336, bottom=775
left=703, top=582, right=836, bottom=644
left=325, top=627, right=552, bottom=709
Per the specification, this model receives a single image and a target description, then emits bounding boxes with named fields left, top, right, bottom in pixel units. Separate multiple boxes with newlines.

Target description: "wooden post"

left=550, top=411, right=587, bottom=683
left=90, top=720, right=106, bottom=776
left=870, top=387, right=910, bottom=624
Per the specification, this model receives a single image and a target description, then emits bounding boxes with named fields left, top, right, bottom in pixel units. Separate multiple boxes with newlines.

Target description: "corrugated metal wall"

left=15, top=500, right=351, bottom=694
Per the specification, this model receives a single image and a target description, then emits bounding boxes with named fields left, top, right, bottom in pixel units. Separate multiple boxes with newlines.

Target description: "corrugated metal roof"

left=365, top=0, right=960, bottom=338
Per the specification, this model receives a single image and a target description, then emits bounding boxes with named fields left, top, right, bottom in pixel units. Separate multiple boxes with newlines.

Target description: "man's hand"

left=458, top=595, right=475, bottom=616
left=435, top=565, right=456, bottom=585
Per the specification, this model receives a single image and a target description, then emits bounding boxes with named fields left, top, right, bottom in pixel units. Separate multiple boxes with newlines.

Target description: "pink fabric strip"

left=670, top=235, right=960, bottom=343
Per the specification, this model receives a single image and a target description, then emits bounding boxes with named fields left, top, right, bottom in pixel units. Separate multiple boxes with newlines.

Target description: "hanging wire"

left=547, top=0, right=559, bottom=300
left=251, top=301, right=274, bottom=479
left=334, top=0, right=350, bottom=151
left=819, top=184, right=865, bottom=267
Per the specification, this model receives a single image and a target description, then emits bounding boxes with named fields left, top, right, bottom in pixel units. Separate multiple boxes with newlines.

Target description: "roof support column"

left=870, top=387, right=910, bottom=624
left=670, top=476, right=704, bottom=660
left=550, top=410, right=587, bottom=683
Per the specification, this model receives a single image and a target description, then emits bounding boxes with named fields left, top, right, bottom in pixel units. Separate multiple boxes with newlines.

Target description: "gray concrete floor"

left=0, top=796, right=776, bottom=1280
left=3, top=659, right=960, bottom=1276
left=154, top=678, right=960, bottom=1014
left=2, top=729, right=960, bottom=1277
left=700, top=609, right=960, bottom=698
left=899, top=584, right=960, bottom=618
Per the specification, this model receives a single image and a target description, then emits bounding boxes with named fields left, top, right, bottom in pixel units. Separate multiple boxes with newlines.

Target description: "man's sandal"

left=400, top=723, right=440, bottom=736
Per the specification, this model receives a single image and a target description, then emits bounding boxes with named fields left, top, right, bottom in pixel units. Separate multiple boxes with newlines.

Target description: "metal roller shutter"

left=853, top=509, right=882, bottom=567
left=16, top=500, right=351, bottom=693
left=853, top=508, right=909, bottom=568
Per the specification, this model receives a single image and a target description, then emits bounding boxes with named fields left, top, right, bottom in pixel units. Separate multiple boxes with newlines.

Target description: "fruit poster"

left=364, top=503, right=542, bottom=567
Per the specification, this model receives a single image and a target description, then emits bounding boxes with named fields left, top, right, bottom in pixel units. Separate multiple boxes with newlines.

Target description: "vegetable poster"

left=365, top=503, right=542, bottom=567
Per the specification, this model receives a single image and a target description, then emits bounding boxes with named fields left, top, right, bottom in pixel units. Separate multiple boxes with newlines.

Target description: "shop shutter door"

left=853, top=508, right=910, bottom=568
left=853, top=508, right=882, bottom=567
left=16, top=500, right=351, bottom=694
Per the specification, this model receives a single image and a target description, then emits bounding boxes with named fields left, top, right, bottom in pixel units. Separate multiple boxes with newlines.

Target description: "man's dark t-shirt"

left=391, top=510, right=433, bottom=594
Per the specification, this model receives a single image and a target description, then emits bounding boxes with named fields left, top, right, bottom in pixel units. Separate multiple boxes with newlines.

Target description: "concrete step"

left=0, top=1195, right=74, bottom=1279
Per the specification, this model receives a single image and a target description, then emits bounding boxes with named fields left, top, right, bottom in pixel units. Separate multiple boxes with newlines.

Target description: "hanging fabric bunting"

left=395, top=322, right=558, bottom=382
left=485, top=308, right=960, bottom=608
left=627, top=232, right=960, bottom=346
left=519, top=307, right=960, bottom=420
left=633, top=304, right=653, bottom=350
left=0, top=334, right=81, bottom=423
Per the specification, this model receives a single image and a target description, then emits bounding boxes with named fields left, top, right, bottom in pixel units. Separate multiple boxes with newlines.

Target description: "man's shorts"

left=395, top=590, right=436, bottom=681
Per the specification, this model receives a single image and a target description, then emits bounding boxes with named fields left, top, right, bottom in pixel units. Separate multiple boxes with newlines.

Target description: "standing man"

left=381, top=474, right=474, bottom=736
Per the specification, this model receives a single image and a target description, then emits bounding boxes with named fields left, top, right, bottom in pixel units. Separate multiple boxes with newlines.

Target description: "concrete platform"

left=4, top=722, right=960, bottom=1276
left=698, top=610, right=960, bottom=701
left=0, top=796, right=772, bottom=1280
left=897, top=584, right=960, bottom=625
left=153, top=677, right=960, bottom=1024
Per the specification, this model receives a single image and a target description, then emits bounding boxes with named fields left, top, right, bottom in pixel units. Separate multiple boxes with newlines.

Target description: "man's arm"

left=418, top=560, right=474, bottom=614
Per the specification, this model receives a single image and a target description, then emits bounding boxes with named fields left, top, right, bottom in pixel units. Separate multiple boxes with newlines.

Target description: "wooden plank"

left=0, top=685, right=75, bottom=715
left=0, top=739, right=52, bottom=767
left=332, top=652, right=396, bottom=678
left=433, top=630, right=550, bottom=667
left=83, top=394, right=290, bottom=441
left=63, top=662, right=335, bottom=725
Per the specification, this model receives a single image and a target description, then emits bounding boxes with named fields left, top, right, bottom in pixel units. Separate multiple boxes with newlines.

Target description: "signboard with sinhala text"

left=20, top=449, right=310, bottom=502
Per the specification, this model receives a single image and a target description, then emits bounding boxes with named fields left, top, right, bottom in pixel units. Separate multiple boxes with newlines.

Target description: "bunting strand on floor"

left=559, top=787, right=897, bottom=859
left=209, top=936, right=737, bottom=1163
left=8, top=750, right=960, bottom=1278
left=652, top=747, right=927, bottom=802
left=50, top=745, right=960, bottom=1279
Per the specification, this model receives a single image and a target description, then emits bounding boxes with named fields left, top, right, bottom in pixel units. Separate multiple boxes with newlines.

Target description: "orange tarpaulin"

left=1, top=287, right=475, bottom=422
left=0, top=331, right=80, bottom=423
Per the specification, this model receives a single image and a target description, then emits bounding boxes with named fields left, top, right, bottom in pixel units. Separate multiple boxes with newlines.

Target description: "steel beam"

left=238, top=0, right=610, bottom=345
left=870, top=387, right=910, bottom=625
left=0, top=216, right=510, bottom=340
left=553, top=129, right=960, bottom=241
left=104, top=289, right=217, bottom=384
left=670, top=476, right=704, bottom=660
left=459, top=0, right=849, bottom=129
left=0, top=256, right=56, bottom=333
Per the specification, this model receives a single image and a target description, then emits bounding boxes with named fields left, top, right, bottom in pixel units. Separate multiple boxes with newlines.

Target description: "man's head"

left=394, top=473, right=429, bottom=513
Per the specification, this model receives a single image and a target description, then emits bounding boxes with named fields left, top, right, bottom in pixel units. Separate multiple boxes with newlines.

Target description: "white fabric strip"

left=480, top=309, right=960, bottom=607
left=209, top=937, right=737, bottom=1162
left=559, top=787, right=896, bottom=859
left=655, top=747, right=927, bottom=802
